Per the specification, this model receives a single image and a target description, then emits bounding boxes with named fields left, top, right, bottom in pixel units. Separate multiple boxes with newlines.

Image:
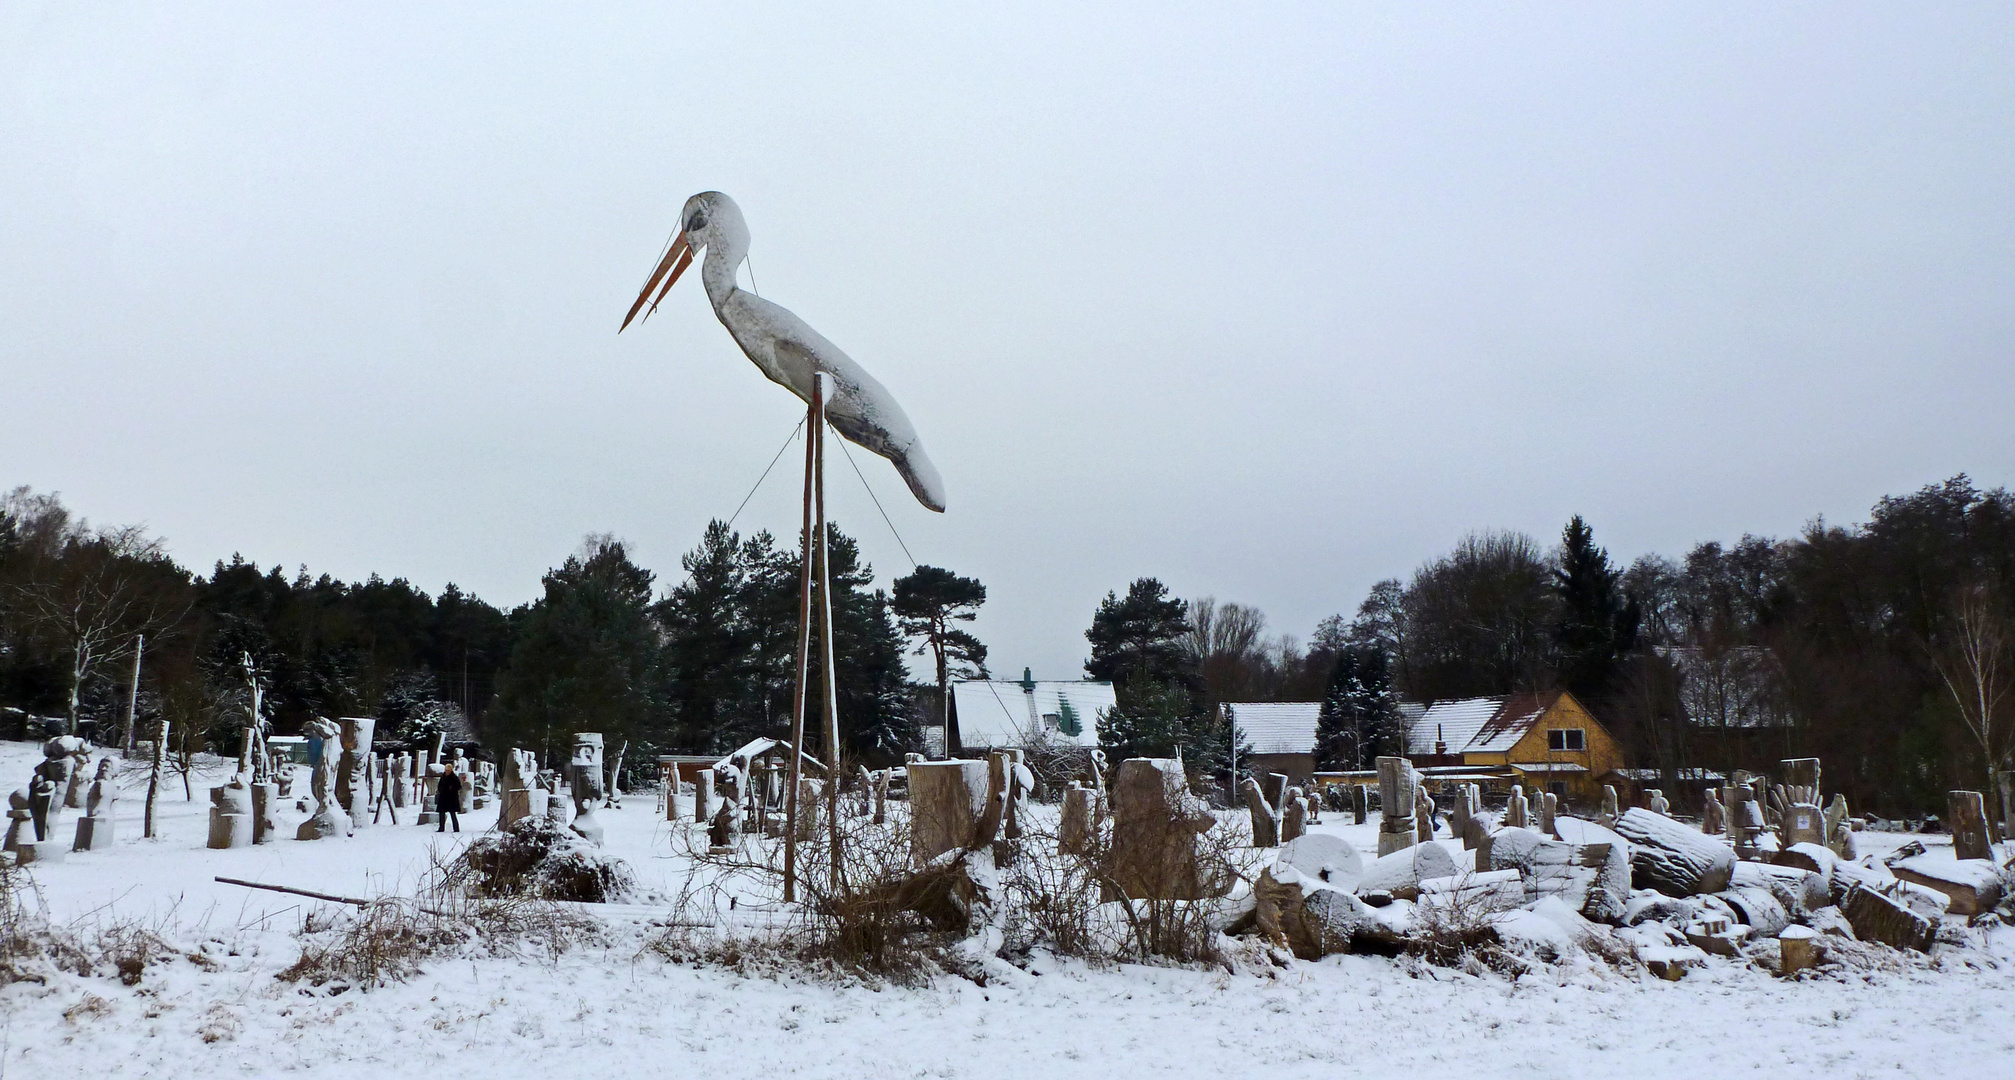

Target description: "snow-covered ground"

left=2, top=739, right=2011, bottom=1079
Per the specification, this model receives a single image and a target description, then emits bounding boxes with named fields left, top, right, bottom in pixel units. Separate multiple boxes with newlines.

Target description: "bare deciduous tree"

left=2, top=500, right=185, bottom=736
left=1932, top=585, right=2013, bottom=832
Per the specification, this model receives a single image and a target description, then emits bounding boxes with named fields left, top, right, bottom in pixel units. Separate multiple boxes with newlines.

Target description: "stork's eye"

left=687, top=210, right=708, bottom=232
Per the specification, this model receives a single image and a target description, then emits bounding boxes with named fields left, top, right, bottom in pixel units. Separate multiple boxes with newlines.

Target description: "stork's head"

left=620, top=190, right=747, bottom=332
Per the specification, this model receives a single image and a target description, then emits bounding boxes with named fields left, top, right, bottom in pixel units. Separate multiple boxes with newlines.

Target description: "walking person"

left=436, top=766, right=463, bottom=833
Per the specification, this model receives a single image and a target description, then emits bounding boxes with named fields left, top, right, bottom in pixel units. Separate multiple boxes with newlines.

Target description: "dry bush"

left=996, top=828, right=1109, bottom=961
left=1406, top=879, right=1526, bottom=975
left=280, top=842, right=604, bottom=991
left=452, top=815, right=636, bottom=902
left=279, top=898, right=454, bottom=989
left=1084, top=814, right=1257, bottom=965
left=665, top=799, right=954, bottom=982
left=1000, top=811, right=1258, bottom=966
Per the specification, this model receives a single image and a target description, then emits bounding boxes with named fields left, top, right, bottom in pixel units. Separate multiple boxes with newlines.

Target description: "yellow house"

left=1406, top=690, right=1625, bottom=802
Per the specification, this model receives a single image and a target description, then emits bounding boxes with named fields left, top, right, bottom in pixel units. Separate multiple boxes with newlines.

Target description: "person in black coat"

left=436, top=768, right=463, bottom=833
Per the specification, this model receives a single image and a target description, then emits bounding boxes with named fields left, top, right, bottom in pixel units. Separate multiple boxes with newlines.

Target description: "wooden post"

left=145, top=712, right=168, bottom=839
left=122, top=634, right=145, bottom=754
left=813, top=374, right=844, bottom=889
left=784, top=377, right=819, bottom=903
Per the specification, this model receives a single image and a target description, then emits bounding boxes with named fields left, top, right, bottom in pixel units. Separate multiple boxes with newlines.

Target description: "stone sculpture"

left=31, top=738, right=80, bottom=839
left=1060, top=781, right=1098, bottom=855
left=1351, top=784, right=1368, bottom=826
left=62, top=742, right=93, bottom=810
left=1241, top=776, right=1282, bottom=848
left=1413, top=786, right=1435, bottom=844
left=4, top=790, right=33, bottom=853
left=295, top=717, right=346, bottom=840
left=1281, top=787, right=1307, bottom=843
left=27, top=772, right=56, bottom=843
left=1822, top=793, right=1850, bottom=855
left=695, top=769, right=715, bottom=825
left=501, top=748, right=542, bottom=828
left=908, top=759, right=989, bottom=864
left=1732, top=783, right=1767, bottom=859
left=1540, top=790, right=1559, bottom=838
left=73, top=759, right=118, bottom=852
left=207, top=776, right=253, bottom=849
left=335, top=717, right=375, bottom=830
left=1376, top=756, right=1417, bottom=856
left=707, top=795, right=739, bottom=852
left=1506, top=784, right=1530, bottom=829
left=1646, top=788, right=1670, bottom=816
left=1701, top=789, right=1725, bottom=836
left=568, top=733, right=606, bottom=845
left=1596, top=785, right=1619, bottom=829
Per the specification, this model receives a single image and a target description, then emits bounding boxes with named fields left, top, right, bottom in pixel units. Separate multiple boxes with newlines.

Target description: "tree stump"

left=1948, top=790, right=1993, bottom=861
left=1778, top=926, right=1817, bottom=975
left=1109, top=758, right=1218, bottom=901
left=908, top=760, right=990, bottom=866
left=1059, top=783, right=1097, bottom=855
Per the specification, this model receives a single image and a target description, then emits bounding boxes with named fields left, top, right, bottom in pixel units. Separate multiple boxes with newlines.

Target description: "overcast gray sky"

left=4, top=3, right=2012, bottom=681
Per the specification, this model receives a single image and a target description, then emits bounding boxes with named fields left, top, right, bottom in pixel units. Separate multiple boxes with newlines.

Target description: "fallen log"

left=1613, top=807, right=1735, bottom=896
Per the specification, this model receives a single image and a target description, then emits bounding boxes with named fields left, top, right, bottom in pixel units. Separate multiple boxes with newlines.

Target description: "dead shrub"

left=452, top=816, right=636, bottom=902
left=279, top=899, right=457, bottom=989
left=671, top=801, right=953, bottom=983
left=1406, top=882, right=1524, bottom=975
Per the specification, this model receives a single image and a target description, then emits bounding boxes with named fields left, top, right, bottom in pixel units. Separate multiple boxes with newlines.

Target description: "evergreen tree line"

left=7, top=474, right=2012, bottom=814
left=0, top=489, right=939, bottom=772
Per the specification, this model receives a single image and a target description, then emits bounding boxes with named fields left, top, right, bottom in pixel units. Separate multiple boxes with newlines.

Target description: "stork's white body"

left=630, top=192, right=945, bottom=513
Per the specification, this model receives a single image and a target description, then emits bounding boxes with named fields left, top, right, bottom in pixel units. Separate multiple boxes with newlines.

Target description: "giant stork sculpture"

left=620, top=191, right=945, bottom=513
left=620, top=191, right=942, bottom=898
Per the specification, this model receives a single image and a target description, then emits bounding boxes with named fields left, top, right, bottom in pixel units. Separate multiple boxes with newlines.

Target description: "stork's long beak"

left=619, top=231, right=694, bottom=332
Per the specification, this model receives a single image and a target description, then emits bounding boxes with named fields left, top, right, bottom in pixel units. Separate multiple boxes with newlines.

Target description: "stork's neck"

left=701, top=232, right=748, bottom=311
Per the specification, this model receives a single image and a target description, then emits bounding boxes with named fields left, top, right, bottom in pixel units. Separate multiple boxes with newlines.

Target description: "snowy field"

left=2, top=739, right=2012, bottom=1079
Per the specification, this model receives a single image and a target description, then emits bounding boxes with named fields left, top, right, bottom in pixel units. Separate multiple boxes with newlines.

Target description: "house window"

left=1041, top=713, right=1061, bottom=731
left=1547, top=729, right=1586, bottom=752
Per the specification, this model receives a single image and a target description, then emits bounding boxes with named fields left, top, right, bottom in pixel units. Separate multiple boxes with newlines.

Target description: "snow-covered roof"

left=1224, top=702, right=1321, bottom=756
left=1405, top=697, right=1501, bottom=755
left=1406, top=692, right=1564, bottom=756
left=713, top=737, right=825, bottom=774
left=950, top=680, right=1111, bottom=748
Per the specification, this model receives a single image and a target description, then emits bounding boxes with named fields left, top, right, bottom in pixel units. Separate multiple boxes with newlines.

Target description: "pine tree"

left=891, top=564, right=987, bottom=755
left=1313, top=648, right=1359, bottom=770
left=1084, top=578, right=1195, bottom=692
left=1553, top=515, right=1638, bottom=700
left=1312, top=644, right=1402, bottom=770
left=490, top=537, right=666, bottom=763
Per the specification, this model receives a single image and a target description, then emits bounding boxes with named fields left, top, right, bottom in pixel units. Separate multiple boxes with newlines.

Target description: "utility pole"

left=123, top=634, right=146, bottom=754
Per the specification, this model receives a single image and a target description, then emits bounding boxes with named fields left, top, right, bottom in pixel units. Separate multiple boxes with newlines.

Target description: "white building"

left=942, top=670, right=1114, bottom=754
